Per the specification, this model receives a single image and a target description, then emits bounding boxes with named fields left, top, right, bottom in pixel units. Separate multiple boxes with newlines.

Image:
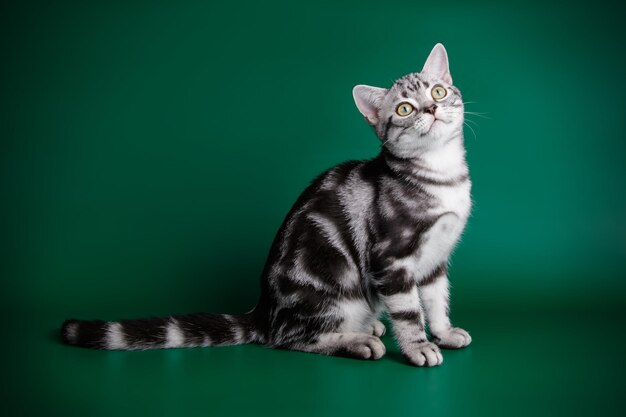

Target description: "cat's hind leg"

left=289, top=332, right=386, bottom=360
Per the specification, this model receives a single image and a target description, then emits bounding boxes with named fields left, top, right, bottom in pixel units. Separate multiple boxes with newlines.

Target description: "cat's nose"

left=424, top=103, right=438, bottom=115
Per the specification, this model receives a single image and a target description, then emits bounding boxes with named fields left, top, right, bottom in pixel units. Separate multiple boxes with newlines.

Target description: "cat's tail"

left=60, top=312, right=264, bottom=350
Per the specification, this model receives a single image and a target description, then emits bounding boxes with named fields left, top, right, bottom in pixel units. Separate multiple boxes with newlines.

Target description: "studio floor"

left=5, top=308, right=624, bottom=417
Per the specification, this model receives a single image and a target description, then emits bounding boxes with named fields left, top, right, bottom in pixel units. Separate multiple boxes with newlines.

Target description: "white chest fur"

left=419, top=139, right=472, bottom=219
left=425, top=180, right=472, bottom=219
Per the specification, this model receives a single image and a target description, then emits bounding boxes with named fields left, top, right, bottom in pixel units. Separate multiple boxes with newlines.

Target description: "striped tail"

left=61, top=312, right=262, bottom=350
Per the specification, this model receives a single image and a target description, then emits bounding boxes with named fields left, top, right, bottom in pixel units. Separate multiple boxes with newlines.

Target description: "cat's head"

left=353, top=43, right=464, bottom=158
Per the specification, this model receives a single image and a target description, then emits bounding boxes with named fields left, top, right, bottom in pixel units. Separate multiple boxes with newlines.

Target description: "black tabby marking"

left=376, top=269, right=416, bottom=296
left=419, top=263, right=448, bottom=287
left=122, top=318, right=167, bottom=348
left=62, top=319, right=107, bottom=349
left=390, top=310, right=422, bottom=322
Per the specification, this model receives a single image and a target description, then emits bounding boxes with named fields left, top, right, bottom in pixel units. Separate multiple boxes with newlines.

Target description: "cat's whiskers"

left=463, top=121, right=477, bottom=139
left=463, top=111, right=491, bottom=119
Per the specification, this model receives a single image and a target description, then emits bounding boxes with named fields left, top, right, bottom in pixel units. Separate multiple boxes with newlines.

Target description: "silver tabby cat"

left=62, top=43, right=472, bottom=367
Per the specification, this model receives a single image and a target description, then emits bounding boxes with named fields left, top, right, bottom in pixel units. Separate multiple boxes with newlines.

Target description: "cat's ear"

left=352, top=85, right=387, bottom=125
left=422, top=43, right=453, bottom=84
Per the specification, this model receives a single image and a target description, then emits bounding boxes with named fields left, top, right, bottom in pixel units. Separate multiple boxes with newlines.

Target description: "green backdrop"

left=2, top=1, right=625, bottom=416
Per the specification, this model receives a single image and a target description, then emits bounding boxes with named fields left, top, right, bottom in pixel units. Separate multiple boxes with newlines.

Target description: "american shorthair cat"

left=62, top=43, right=472, bottom=367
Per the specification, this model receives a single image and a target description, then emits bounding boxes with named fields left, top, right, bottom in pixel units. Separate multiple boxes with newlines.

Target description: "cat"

left=61, top=43, right=472, bottom=367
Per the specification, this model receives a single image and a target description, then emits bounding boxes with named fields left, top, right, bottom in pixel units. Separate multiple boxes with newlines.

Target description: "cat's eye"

left=396, top=102, right=414, bottom=116
left=431, top=86, right=447, bottom=101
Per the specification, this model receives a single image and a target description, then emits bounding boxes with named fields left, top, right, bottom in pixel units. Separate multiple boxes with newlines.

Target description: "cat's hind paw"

left=338, top=334, right=386, bottom=360
left=433, top=327, right=472, bottom=349
left=371, top=320, right=386, bottom=337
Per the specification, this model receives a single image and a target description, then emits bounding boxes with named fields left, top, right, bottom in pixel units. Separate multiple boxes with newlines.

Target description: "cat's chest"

left=374, top=178, right=471, bottom=253
left=423, top=180, right=472, bottom=219
left=396, top=180, right=471, bottom=277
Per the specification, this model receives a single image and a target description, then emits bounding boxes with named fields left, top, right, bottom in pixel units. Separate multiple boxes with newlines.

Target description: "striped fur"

left=61, top=43, right=473, bottom=366
left=61, top=313, right=260, bottom=350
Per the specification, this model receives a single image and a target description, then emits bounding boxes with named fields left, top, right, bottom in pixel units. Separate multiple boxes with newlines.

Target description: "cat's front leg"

left=420, top=272, right=471, bottom=349
left=376, top=269, right=443, bottom=367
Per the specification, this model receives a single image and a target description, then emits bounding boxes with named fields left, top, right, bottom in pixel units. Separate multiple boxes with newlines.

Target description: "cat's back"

left=287, top=158, right=380, bottom=264
left=261, top=159, right=380, bottom=284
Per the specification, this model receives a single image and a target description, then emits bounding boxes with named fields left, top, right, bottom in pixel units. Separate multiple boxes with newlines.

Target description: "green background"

left=2, top=0, right=625, bottom=416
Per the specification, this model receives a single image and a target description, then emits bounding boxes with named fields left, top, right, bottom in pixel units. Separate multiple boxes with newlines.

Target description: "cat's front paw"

left=404, top=341, right=443, bottom=367
left=432, top=327, right=472, bottom=349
